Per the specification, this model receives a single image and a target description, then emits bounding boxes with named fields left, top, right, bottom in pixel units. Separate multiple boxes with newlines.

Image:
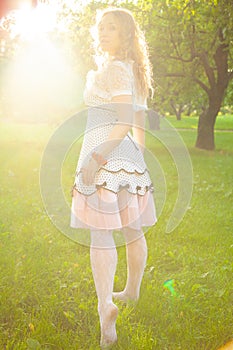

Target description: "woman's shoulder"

left=85, top=60, right=130, bottom=82
left=106, top=59, right=133, bottom=71
left=102, top=59, right=133, bottom=84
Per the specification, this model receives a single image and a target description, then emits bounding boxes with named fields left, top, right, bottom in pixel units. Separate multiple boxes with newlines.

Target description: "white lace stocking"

left=113, top=228, right=147, bottom=302
left=90, top=230, right=118, bottom=348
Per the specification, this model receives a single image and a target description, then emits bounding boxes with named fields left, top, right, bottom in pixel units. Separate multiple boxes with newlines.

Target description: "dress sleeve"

left=106, top=61, right=133, bottom=98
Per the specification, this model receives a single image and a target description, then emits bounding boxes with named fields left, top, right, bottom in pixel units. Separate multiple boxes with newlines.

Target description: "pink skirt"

left=70, top=188, right=157, bottom=231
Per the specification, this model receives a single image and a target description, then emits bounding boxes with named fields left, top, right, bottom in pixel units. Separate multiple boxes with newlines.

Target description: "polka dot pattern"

left=73, top=60, right=154, bottom=197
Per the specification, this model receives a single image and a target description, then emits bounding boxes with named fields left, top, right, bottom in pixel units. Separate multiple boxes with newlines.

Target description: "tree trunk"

left=177, top=104, right=185, bottom=120
left=170, top=100, right=183, bottom=120
left=195, top=32, right=230, bottom=151
left=195, top=91, right=224, bottom=150
left=195, top=108, right=217, bottom=150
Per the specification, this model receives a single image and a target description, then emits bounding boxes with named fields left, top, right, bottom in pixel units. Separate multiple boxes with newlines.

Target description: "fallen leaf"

left=28, top=323, right=35, bottom=332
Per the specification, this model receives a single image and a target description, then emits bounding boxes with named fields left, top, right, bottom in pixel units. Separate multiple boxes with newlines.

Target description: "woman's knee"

left=90, top=229, right=115, bottom=249
left=122, top=227, right=144, bottom=244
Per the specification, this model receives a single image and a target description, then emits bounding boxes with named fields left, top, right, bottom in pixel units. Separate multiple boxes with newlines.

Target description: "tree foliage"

left=140, top=0, right=233, bottom=149
left=0, top=0, right=232, bottom=148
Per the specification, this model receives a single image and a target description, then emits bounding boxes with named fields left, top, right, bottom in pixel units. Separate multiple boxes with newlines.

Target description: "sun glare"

left=10, top=3, right=58, bottom=41
left=2, top=1, right=86, bottom=123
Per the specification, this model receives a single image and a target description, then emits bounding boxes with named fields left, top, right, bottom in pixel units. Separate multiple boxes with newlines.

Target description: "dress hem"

left=72, top=183, right=154, bottom=197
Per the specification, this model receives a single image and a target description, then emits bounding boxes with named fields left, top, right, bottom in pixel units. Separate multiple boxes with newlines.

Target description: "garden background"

left=0, top=1, right=232, bottom=349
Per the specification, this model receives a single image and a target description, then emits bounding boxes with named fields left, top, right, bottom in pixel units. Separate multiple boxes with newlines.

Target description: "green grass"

left=0, top=118, right=232, bottom=350
left=165, top=114, right=233, bottom=131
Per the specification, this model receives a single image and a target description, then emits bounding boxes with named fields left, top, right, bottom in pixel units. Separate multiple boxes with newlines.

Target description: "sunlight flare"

left=8, top=3, right=58, bottom=40
left=1, top=0, right=85, bottom=122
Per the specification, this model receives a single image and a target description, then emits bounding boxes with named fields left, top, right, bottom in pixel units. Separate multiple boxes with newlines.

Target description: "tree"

left=1, top=0, right=232, bottom=137
left=142, top=0, right=233, bottom=150
left=222, top=78, right=233, bottom=114
left=153, top=74, right=206, bottom=119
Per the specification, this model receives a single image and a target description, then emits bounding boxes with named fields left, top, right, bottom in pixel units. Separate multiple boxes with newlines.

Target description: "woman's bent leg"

left=90, top=230, right=118, bottom=348
left=113, top=228, right=147, bottom=302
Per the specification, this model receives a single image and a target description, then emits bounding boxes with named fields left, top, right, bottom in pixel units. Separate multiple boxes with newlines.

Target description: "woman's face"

left=98, top=13, right=121, bottom=56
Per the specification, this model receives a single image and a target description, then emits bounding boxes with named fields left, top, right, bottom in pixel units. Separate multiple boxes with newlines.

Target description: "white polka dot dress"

left=71, top=59, right=157, bottom=230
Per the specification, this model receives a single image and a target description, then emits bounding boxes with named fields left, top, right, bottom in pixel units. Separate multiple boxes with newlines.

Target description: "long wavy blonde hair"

left=93, top=8, right=154, bottom=100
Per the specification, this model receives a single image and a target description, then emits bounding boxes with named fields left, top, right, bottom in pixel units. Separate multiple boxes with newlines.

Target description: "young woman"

left=71, top=7, right=156, bottom=348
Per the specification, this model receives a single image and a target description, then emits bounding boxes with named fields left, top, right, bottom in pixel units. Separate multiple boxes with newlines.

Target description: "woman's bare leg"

left=90, top=230, right=118, bottom=348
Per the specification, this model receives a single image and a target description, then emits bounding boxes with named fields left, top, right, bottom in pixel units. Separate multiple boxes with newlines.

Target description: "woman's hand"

left=81, top=158, right=99, bottom=186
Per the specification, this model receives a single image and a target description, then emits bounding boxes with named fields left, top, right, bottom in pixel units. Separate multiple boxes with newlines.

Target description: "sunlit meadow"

left=0, top=115, right=232, bottom=349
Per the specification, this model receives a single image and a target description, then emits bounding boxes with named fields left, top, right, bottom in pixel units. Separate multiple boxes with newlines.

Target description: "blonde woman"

left=71, top=7, right=156, bottom=348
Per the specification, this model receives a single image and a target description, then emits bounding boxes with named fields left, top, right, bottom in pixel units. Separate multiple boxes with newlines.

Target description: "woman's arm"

left=97, top=94, right=133, bottom=158
left=81, top=94, right=133, bottom=185
left=132, top=110, right=146, bottom=153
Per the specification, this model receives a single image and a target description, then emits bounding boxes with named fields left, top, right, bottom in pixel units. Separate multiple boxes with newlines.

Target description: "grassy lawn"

left=165, top=114, right=233, bottom=131
left=0, top=117, right=232, bottom=350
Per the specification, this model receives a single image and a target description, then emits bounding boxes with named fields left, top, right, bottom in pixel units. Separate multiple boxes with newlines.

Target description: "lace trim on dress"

left=105, top=61, right=133, bottom=98
left=73, top=167, right=154, bottom=197
left=72, top=182, right=154, bottom=197
left=76, top=167, right=149, bottom=177
left=84, top=60, right=133, bottom=106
